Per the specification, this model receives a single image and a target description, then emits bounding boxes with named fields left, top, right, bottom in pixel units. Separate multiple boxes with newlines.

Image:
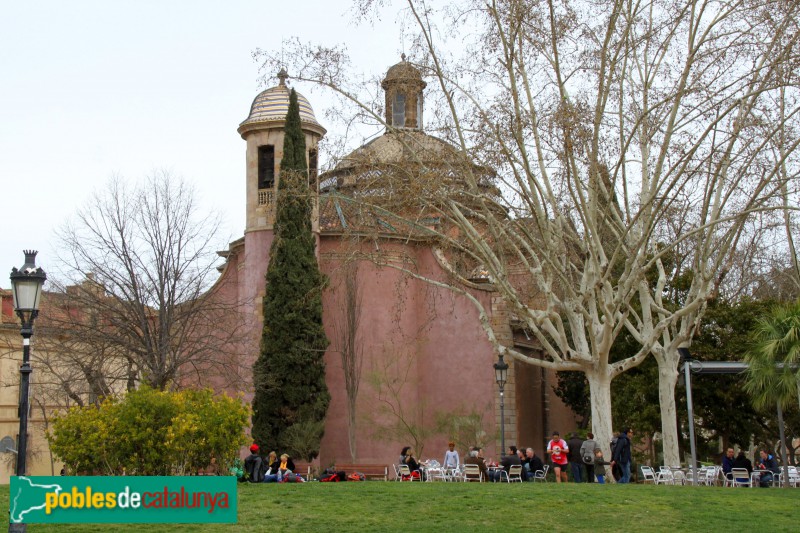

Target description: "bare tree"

left=51, top=171, right=247, bottom=392
left=365, top=344, right=439, bottom=459
left=264, top=0, right=800, bottom=464
left=332, top=260, right=364, bottom=462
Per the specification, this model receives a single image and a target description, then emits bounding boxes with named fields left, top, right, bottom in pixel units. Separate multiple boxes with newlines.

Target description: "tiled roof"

left=239, top=84, right=323, bottom=132
left=319, top=192, right=439, bottom=239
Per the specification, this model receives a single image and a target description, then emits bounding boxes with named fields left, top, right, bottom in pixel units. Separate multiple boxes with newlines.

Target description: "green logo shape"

left=10, top=476, right=237, bottom=524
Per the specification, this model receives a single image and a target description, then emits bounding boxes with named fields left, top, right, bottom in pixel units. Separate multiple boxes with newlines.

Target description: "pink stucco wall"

left=203, top=228, right=500, bottom=468
left=318, top=238, right=498, bottom=467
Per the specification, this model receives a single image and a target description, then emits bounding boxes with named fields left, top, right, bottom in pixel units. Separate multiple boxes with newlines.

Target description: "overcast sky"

left=1, top=0, right=404, bottom=288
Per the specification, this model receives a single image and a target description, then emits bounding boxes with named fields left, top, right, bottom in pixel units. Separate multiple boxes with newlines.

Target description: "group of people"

left=399, top=429, right=633, bottom=484
left=461, top=445, right=546, bottom=482
left=545, top=428, right=632, bottom=484
left=721, top=447, right=782, bottom=487
left=243, top=444, right=301, bottom=483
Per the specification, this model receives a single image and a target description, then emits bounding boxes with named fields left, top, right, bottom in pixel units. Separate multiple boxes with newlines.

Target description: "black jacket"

left=523, top=455, right=544, bottom=474
left=501, top=453, right=522, bottom=473
left=244, top=453, right=265, bottom=482
left=612, top=433, right=631, bottom=465
left=732, top=455, right=752, bottom=474
left=567, top=437, right=584, bottom=463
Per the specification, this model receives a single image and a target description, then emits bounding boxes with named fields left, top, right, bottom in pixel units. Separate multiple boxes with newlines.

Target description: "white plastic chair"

left=508, top=464, right=523, bottom=482
left=463, top=463, right=484, bottom=482
left=729, top=468, right=751, bottom=488
left=787, top=466, right=800, bottom=487
left=532, top=464, right=549, bottom=482
left=640, top=466, right=657, bottom=484
left=398, top=464, right=417, bottom=481
left=656, top=467, right=674, bottom=485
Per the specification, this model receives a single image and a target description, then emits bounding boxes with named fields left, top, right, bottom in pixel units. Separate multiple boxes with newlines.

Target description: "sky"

left=0, top=0, right=404, bottom=289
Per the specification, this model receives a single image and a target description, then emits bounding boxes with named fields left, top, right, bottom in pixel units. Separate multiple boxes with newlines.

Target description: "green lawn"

left=2, top=481, right=797, bottom=532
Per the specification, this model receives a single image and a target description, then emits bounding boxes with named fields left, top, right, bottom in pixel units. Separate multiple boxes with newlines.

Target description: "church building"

left=207, top=58, right=578, bottom=467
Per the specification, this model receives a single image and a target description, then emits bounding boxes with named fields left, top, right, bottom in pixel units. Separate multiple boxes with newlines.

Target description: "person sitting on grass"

left=244, top=444, right=265, bottom=483
left=593, top=448, right=611, bottom=484
left=276, top=453, right=296, bottom=482
left=263, top=451, right=279, bottom=483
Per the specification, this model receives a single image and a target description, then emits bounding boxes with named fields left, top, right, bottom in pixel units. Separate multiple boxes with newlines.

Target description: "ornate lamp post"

left=494, top=353, right=509, bottom=455
left=9, top=251, right=46, bottom=480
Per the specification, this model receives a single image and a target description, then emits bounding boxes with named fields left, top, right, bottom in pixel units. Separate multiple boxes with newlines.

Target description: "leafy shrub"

left=48, top=386, right=249, bottom=475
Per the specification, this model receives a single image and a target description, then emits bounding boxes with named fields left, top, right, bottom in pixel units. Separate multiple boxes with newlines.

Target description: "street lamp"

left=494, top=353, right=509, bottom=455
left=9, top=251, right=46, bottom=480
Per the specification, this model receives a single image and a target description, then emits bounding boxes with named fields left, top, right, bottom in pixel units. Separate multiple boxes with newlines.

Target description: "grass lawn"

left=2, top=481, right=796, bottom=532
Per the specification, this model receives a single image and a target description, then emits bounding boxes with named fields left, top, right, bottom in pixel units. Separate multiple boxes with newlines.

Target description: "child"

left=594, top=448, right=611, bottom=484
left=444, top=441, right=460, bottom=471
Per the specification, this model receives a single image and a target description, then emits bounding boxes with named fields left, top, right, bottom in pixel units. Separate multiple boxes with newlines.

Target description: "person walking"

left=546, top=431, right=569, bottom=483
left=594, top=448, right=611, bottom=484
left=580, top=433, right=598, bottom=482
left=567, top=432, right=584, bottom=483
left=611, top=428, right=633, bottom=483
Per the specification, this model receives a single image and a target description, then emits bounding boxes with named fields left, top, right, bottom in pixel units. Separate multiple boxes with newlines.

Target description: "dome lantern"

left=381, top=56, right=426, bottom=132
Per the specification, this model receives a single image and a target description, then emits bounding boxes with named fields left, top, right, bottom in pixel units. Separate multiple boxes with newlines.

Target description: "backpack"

left=347, top=472, right=365, bottom=482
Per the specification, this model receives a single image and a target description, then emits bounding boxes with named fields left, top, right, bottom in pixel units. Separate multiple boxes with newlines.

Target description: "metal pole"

left=777, top=402, right=789, bottom=489
left=683, top=362, right=697, bottom=486
left=10, top=324, right=33, bottom=533
left=16, top=334, right=31, bottom=477
left=499, top=385, right=506, bottom=456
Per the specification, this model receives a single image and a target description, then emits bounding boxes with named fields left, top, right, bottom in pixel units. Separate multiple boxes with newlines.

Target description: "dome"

left=238, top=70, right=326, bottom=137
left=331, top=131, right=459, bottom=174
left=382, top=58, right=425, bottom=85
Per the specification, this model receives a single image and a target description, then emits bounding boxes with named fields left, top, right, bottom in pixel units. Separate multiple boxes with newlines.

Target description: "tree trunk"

left=348, top=397, right=357, bottom=462
left=586, top=368, right=614, bottom=460
left=655, top=355, right=681, bottom=467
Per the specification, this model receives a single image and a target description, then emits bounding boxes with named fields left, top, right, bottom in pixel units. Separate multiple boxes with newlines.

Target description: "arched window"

left=258, top=145, right=275, bottom=189
left=392, top=93, right=406, bottom=127
left=416, top=92, right=423, bottom=129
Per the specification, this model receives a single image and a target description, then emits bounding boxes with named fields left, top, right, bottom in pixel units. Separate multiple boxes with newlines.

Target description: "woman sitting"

left=263, top=451, right=280, bottom=483
left=402, top=447, right=422, bottom=480
left=276, top=453, right=297, bottom=482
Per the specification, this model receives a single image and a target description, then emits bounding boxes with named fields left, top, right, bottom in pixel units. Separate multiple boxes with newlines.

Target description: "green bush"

left=48, top=386, right=249, bottom=475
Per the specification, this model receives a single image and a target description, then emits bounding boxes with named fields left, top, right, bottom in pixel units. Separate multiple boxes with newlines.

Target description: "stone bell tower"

left=236, top=70, right=327, bottom=326
left=238, top=69, right=326, bottom=233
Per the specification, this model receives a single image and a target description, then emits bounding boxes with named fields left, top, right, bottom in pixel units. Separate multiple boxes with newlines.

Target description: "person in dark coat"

left=567, top=433, right=585, bottom=483
left=731, top=451, right=753, bottom=474
left=244, top=444, right=265, bottom=483
left=611, top=428, right=633, bottom=483
left=493, top=445, right=522, bottom=481
left=464, top=450, right=489, bottom=482
left=523, top=448, right=545, bottom=480
left=722, top=448, right=735, bottom=477
left=757, top=450, right=780, bottom=487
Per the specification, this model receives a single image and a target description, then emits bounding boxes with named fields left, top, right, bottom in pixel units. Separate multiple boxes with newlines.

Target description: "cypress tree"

left=251, top=88, right=330, bottom=458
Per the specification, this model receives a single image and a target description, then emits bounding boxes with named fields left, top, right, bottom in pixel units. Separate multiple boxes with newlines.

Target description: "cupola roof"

left=238, top=69, right=326, bottom=137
